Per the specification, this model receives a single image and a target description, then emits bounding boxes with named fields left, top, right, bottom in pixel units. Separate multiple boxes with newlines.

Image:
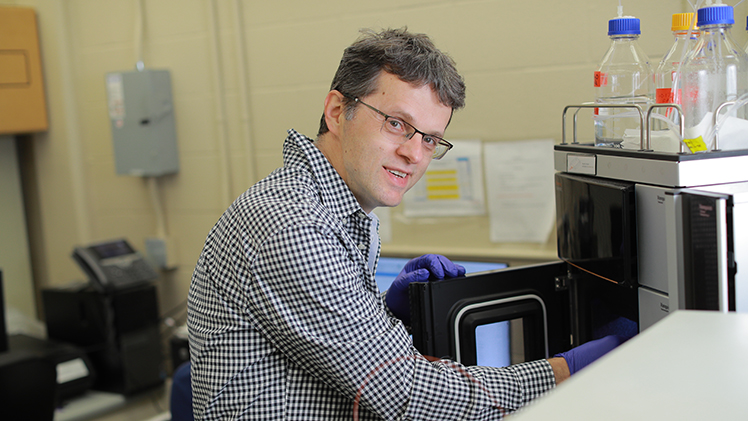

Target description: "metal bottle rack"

left=556, top=103, right=748, bottom=188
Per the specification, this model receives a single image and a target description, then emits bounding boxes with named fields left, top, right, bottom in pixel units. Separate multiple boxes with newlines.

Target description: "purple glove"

left=386, top=254, right=466, bottom=324
left=554, top=335, right=628, bottom=375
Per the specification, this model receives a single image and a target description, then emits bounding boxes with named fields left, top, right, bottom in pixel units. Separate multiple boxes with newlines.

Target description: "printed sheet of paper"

left=402, top=140, right=485, bottom=217
left=484, top=139, right=555, bottom=243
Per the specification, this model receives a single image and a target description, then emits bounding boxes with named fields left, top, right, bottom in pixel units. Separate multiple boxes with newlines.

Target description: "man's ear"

left=323, top=90, right=346, bottom=136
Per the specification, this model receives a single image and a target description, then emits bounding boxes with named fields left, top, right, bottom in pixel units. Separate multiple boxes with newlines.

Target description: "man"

left=188, top=28, right=621, bottom=420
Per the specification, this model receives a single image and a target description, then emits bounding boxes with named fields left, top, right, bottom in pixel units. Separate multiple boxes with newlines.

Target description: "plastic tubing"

left=701, top=92, right=748, bottom=150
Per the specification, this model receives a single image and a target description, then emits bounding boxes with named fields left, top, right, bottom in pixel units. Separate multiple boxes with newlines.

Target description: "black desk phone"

left=72, top=238, right=158, bottom=292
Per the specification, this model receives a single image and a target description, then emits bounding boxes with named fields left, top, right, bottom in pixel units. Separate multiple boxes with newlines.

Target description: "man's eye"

left=387, top=118, right=405, bottom=131
left=422, top=136, right=437, bottom=146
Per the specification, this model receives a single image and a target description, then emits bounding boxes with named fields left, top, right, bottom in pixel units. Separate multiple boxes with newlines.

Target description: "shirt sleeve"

left=380, top=289, right=403, bottom=326
left=248, top=222, right=556, bottom=420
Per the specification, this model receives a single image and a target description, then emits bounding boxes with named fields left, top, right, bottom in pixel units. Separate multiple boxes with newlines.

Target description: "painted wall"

left=0, top=137, right=35, bottom=321
left=3, top=0, right=744, bottom=322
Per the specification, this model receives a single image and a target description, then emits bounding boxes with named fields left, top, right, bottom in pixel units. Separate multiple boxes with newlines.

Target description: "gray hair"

left=317, top=28, right=466, bottom=137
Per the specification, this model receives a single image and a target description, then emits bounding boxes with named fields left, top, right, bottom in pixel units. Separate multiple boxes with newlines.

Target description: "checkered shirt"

left=187, top=129, right=557, bottom=420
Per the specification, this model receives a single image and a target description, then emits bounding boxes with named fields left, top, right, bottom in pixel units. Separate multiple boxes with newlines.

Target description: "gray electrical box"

left=105, top=69, right=179, bottom=176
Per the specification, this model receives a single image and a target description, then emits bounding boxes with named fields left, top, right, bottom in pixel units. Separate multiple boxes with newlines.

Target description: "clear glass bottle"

left=655, top=13, right=697, bottom=109
left=651, top=13, right=698, bottom=141
left=594, top=15, right=654, bottom=148
left=682, top=4, right=748, bottom=149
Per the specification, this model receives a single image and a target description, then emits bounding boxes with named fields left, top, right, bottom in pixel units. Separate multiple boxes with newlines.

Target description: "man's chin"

left=378, top=197, right=403, bottom=209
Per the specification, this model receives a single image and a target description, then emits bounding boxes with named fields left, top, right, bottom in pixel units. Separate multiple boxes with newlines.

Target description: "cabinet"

left=0, top=6, right=48, bottom=134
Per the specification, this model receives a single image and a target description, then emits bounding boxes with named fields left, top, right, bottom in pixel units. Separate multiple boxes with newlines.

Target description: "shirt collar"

left=284, top=129, right=367, bottom=221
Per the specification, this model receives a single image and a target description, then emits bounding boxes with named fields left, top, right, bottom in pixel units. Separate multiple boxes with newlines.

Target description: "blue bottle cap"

left=608, top=17, right=641, bottom=36
left=697, top=4, right=734, bottom=26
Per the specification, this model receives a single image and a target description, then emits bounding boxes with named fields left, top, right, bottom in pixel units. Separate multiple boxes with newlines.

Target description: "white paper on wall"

left=484, top=139, right=555, bottom=243
left=402, top=139, right=485, bottom=217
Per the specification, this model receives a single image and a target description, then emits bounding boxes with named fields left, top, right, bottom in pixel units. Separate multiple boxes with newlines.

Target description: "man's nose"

left=396, top=134, right=426, bottom=163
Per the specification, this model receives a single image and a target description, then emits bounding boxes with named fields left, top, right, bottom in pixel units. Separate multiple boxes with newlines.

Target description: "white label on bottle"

left=566, top=154, right=596, bottom=175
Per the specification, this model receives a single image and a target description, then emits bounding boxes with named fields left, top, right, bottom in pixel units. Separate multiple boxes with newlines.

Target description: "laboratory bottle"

left=651, top=13, right=698, bottom=141
left=655, top=13, right=697, bottom=109
left=594, top=15, right=654, bottom=148
left=681, top=3, right=748, bottom=151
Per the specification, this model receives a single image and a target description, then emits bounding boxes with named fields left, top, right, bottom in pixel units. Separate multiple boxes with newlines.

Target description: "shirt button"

left=357, top=244, right=366, bottom=250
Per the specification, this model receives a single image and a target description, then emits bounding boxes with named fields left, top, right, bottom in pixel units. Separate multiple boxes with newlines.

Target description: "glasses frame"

left=347, top=96, right=454, bottom=160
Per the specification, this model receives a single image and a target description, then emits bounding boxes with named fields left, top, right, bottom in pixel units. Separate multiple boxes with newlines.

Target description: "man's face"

left=337, top=73, right=453, bottom=214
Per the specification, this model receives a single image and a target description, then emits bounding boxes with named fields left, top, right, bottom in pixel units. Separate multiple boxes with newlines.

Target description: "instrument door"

left=409, top=262, right=570, bottom=367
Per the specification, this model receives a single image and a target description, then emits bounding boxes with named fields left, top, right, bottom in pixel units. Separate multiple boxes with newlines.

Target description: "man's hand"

left=385, top=254, right=466, bottom=324
left=553, top=335, right=630, bottom=377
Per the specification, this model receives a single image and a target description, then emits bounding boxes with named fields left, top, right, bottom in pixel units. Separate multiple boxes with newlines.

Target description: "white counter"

left=512, top=310, right=748, bottom=420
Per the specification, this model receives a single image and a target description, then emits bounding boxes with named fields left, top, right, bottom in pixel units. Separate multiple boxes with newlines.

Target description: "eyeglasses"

left=349, top=97, right=454, bottom=160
